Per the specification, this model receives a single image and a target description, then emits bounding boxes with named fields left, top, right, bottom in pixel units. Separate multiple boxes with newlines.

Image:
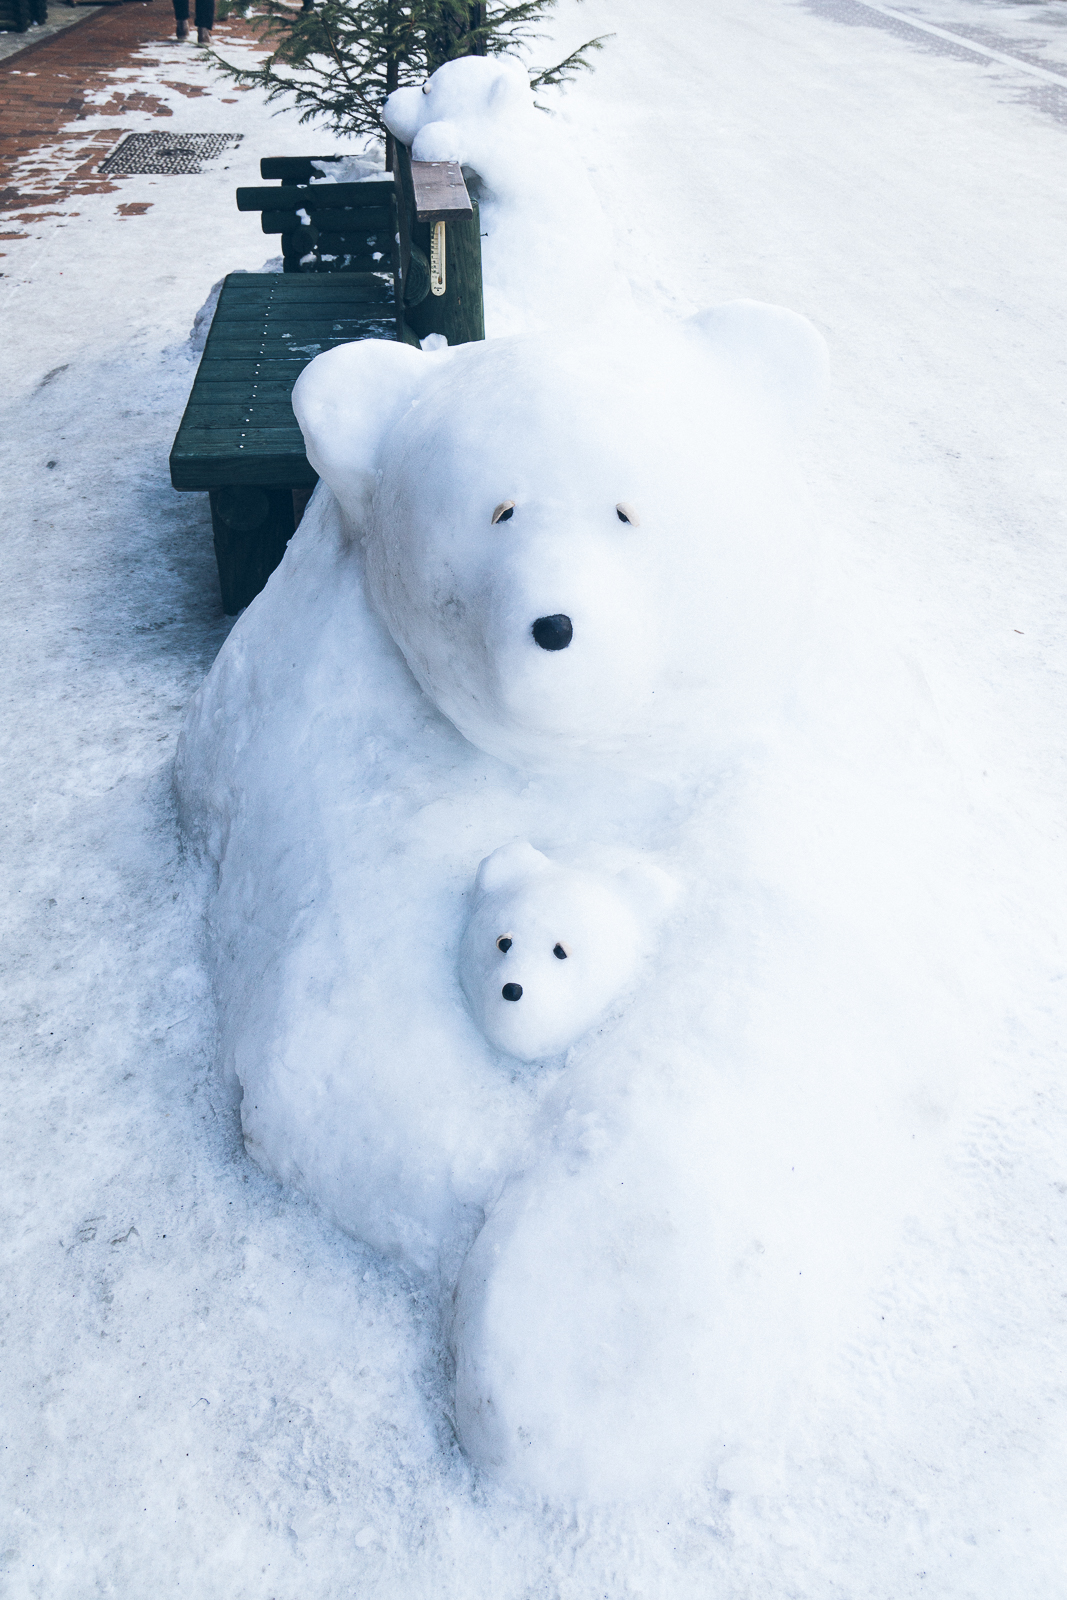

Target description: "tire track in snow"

left=800, top=0, right=1067, bottom=124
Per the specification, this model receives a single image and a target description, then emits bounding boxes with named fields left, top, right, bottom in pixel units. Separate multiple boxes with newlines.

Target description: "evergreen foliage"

left=210, top=1, right=610, bottom=158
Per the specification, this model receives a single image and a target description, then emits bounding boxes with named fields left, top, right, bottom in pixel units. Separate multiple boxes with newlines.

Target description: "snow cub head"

left=459, top=843, right=674, bottom=1062
left=382, top=55, right=536, bottom=170
left=292, top=308, right=828, bottom=775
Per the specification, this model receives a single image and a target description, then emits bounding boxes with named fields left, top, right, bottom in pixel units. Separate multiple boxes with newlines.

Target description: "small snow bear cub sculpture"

left=461, top=843, right=672, bottom=1061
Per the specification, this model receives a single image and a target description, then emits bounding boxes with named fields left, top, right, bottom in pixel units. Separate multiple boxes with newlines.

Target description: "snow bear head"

left=292, top=306, right=828, bottom=775
left=382, top=55, right=536, bottom=173
left=459, top=843, right=675, bottom=1063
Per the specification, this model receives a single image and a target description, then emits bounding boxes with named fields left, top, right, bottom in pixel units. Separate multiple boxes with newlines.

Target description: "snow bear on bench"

left=383, top=55, right=626, bottom=335
left=179, top=302, right=964, bottom=1497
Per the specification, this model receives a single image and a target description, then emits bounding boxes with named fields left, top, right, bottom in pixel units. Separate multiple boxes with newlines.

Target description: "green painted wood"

left=203, top=321, right=391, bottom=344
left=403, top=203, right=485, bottom=347
left=218, top=274, right=390, bottom=299
left=210, top=279, right=393, bottom=307
left=185, top=380, right=303, bottom=402
left=210, top=484, right=299, bottom=614
left=303, top=207, right=393, bottom=233
left=395, top=144, right=484, bottom=346
left=178, top=402, right=308, bottom=428
left=260, top=156, right=344, bottom=181
left=261, top=210, right=300, bottom=234
left=196, top=338, right=372, bottom=360
left=170, top=271, right=401, bottom=504
left=199, top=307, right=391, bottom=331
left=193, top=359, right=317, bottom=380
left=173, top=455, right=318, bottom=491
left=236, top=182, right=397, bottom=212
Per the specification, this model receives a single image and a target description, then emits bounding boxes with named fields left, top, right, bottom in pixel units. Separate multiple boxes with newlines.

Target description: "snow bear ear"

left=688, top=300, right=830, bottom=422
left=617, top=862, right=679, bottom=925
left=292, top=340, right=432, bottom=523
left=489, top=61, right=532, bottom=110
left=475, top=842, right=551, bottom=897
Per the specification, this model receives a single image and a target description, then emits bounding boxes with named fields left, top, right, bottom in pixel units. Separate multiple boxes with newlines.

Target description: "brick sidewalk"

left=0, top=2, right=262, bottom=241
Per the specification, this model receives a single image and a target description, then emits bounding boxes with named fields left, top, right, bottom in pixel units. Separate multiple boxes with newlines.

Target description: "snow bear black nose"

left=502, top=982, right=523, bottom=1002
left=532, top=614, right=572, bottom=651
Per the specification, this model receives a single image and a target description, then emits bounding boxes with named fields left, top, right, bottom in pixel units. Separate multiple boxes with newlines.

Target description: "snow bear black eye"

left=553, top=943, right=568, bottom=960
left=616, top=502, right=640, bottom=526
left=496, top=935, right=512, bottom=953
left=491, top=501, right=515, bottom=525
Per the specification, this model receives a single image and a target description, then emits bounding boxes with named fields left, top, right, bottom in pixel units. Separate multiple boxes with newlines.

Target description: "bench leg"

left=209, top=485, right=296, bottom=615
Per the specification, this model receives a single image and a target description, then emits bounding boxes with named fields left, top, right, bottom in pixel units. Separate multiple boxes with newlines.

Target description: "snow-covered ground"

left=2, top=2, right=1066, bottom=1594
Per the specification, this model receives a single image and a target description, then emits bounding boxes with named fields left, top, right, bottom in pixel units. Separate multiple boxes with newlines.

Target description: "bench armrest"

left=408, top=160, right=474, bottom=223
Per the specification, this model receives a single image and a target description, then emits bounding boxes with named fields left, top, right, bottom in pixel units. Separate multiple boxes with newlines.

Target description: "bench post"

left=209, top=485, right=296, bottom=615
left=396, top=145, right=484, bottom=347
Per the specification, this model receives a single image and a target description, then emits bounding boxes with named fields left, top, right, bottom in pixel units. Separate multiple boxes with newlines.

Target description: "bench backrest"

left=236, top=149, right=484, bottom=347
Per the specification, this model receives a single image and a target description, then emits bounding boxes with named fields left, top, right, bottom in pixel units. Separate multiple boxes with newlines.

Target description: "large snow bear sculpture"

left=176, top=300, right=969, bottom=1499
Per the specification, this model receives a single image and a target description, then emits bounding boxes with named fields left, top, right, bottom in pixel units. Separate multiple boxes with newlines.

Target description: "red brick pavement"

left=0, top=2, right=264, bottom=242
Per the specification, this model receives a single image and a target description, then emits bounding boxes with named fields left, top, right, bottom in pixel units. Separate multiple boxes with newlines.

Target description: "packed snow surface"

left=3, top=0, right=1067, bottom=1592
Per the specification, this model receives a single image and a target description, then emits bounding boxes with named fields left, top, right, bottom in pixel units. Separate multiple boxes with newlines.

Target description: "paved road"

left=802, top=0, right=1067, bottom=122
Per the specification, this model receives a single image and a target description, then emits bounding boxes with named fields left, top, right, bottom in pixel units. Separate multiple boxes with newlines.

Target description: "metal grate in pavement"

left=98, top=132, right=244, bottom=175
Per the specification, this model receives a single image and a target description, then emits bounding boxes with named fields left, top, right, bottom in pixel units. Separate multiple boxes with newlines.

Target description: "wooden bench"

left=169, top=150, right=484, bottom=613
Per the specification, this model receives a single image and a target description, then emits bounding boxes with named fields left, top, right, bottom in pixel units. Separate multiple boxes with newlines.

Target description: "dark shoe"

left=197, top=25, right=212, bottom=42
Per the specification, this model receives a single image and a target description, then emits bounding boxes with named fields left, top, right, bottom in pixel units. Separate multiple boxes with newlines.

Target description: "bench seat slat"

left=211, top=278, right=393, bottom=306
left=184, top=379, right=305, bottom=401
left=201, top=331, right=394, bottom=357
left=178, top=401, right=310, bottom=426
left=200, top=301, right=393, bottom=326
left=217, top=273, right=392, bottom=298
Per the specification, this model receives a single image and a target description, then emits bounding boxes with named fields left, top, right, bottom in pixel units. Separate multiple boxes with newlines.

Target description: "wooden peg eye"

left=491, top=501, right=515, bottom=525
left=616, top=502, right=640, bottom=526
left=497, top=935, right=513, bottom=953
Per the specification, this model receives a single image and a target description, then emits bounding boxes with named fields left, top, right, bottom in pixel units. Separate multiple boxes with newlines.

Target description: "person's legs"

left=194, top=0, right=214, bottom=41
left=172, top=0, right=189, bottom=36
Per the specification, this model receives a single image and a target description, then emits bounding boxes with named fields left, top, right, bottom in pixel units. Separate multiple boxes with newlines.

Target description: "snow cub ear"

left=291, top=340, right=432, bottom=524
left=689, top=300, right=830, bottom=422
left=474, top=842, right=551, bottom=898
left=488, top=61, right=532, bottom=111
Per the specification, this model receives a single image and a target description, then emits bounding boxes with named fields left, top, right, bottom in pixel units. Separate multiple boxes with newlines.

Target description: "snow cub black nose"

left=502, top=982, right=523, bottom=1002
left=532, top=614, right=573, bottom=651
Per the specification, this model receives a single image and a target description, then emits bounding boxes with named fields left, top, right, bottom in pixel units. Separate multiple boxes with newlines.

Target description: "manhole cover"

left=99, top=132, right=244, bottom=176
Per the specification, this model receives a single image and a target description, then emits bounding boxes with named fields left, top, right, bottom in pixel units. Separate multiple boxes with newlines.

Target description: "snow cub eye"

left=616, top=502, right=640, bottom=526
left=422, top=81, right=432, bottom=94
left=491, top=501, right=515, bottom=525
left=553, top=943, right=568, bottom=960
left=496, top=935, right=513, bottom=953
